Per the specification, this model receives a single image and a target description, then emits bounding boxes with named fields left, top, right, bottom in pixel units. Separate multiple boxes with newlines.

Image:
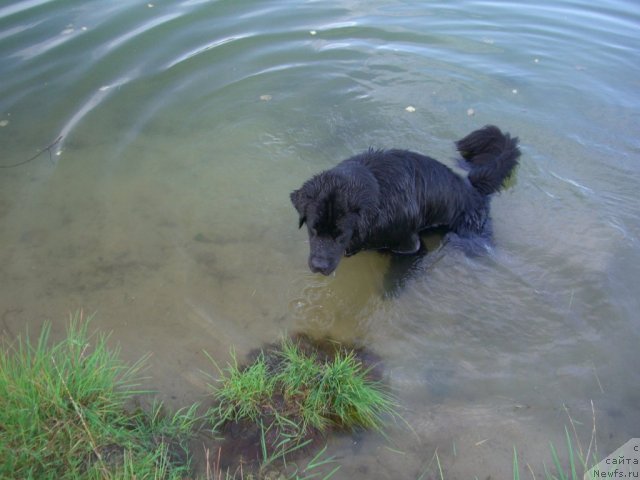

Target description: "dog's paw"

left=391, top=233, right=421, bottom=255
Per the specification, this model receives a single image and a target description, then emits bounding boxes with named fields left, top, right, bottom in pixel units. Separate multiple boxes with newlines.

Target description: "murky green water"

left=1, top=0, right=639, bottom=477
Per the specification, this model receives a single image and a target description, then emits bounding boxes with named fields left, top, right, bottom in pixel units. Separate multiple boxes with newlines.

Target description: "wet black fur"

left=291, top=125, right=520, bottom=275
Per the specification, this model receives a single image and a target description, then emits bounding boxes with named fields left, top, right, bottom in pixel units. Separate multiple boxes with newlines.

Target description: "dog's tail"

left=456, top=125, right=521, bottom=195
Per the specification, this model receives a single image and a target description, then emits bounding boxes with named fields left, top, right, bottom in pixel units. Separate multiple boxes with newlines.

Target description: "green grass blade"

left=564, top=427, right=577, bottom=480
left=550, top=441, right=567, bottom=480
left=304, top=445, right=337, bottom=470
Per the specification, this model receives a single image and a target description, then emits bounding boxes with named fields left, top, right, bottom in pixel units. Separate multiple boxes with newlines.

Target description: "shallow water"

left=1, top=0, right=639, bottom=477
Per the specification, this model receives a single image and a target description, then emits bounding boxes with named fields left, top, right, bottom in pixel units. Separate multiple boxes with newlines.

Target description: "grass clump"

left=208, top=336, right=396, bottom=467
left=313, top=349, right=392, bottom=430
left=0, top=313, right=197, bottom=479
left=214, top=351, right=275, bottom=425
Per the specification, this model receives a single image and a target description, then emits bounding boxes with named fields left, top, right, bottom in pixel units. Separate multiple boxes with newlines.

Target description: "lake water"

left=1, top=0, right=639, bottom=477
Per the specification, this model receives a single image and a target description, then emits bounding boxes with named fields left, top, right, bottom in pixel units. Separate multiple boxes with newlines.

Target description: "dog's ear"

left=290, top=189, right=307, bottom=228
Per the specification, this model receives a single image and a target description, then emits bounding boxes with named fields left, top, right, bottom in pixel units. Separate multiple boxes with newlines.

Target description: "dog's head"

left=291, top=172, right=373, bottom=275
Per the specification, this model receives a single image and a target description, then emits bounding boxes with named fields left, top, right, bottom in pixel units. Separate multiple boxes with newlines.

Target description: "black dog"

left=291, top=125, right=520, bottom=275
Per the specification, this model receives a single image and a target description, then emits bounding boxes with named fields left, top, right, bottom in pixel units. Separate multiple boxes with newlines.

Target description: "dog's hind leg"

left=390, top=233, right=422, bottom=254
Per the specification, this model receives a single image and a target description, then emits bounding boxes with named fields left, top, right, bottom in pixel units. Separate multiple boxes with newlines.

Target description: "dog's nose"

left=309, top=257, right=332, bottom=275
